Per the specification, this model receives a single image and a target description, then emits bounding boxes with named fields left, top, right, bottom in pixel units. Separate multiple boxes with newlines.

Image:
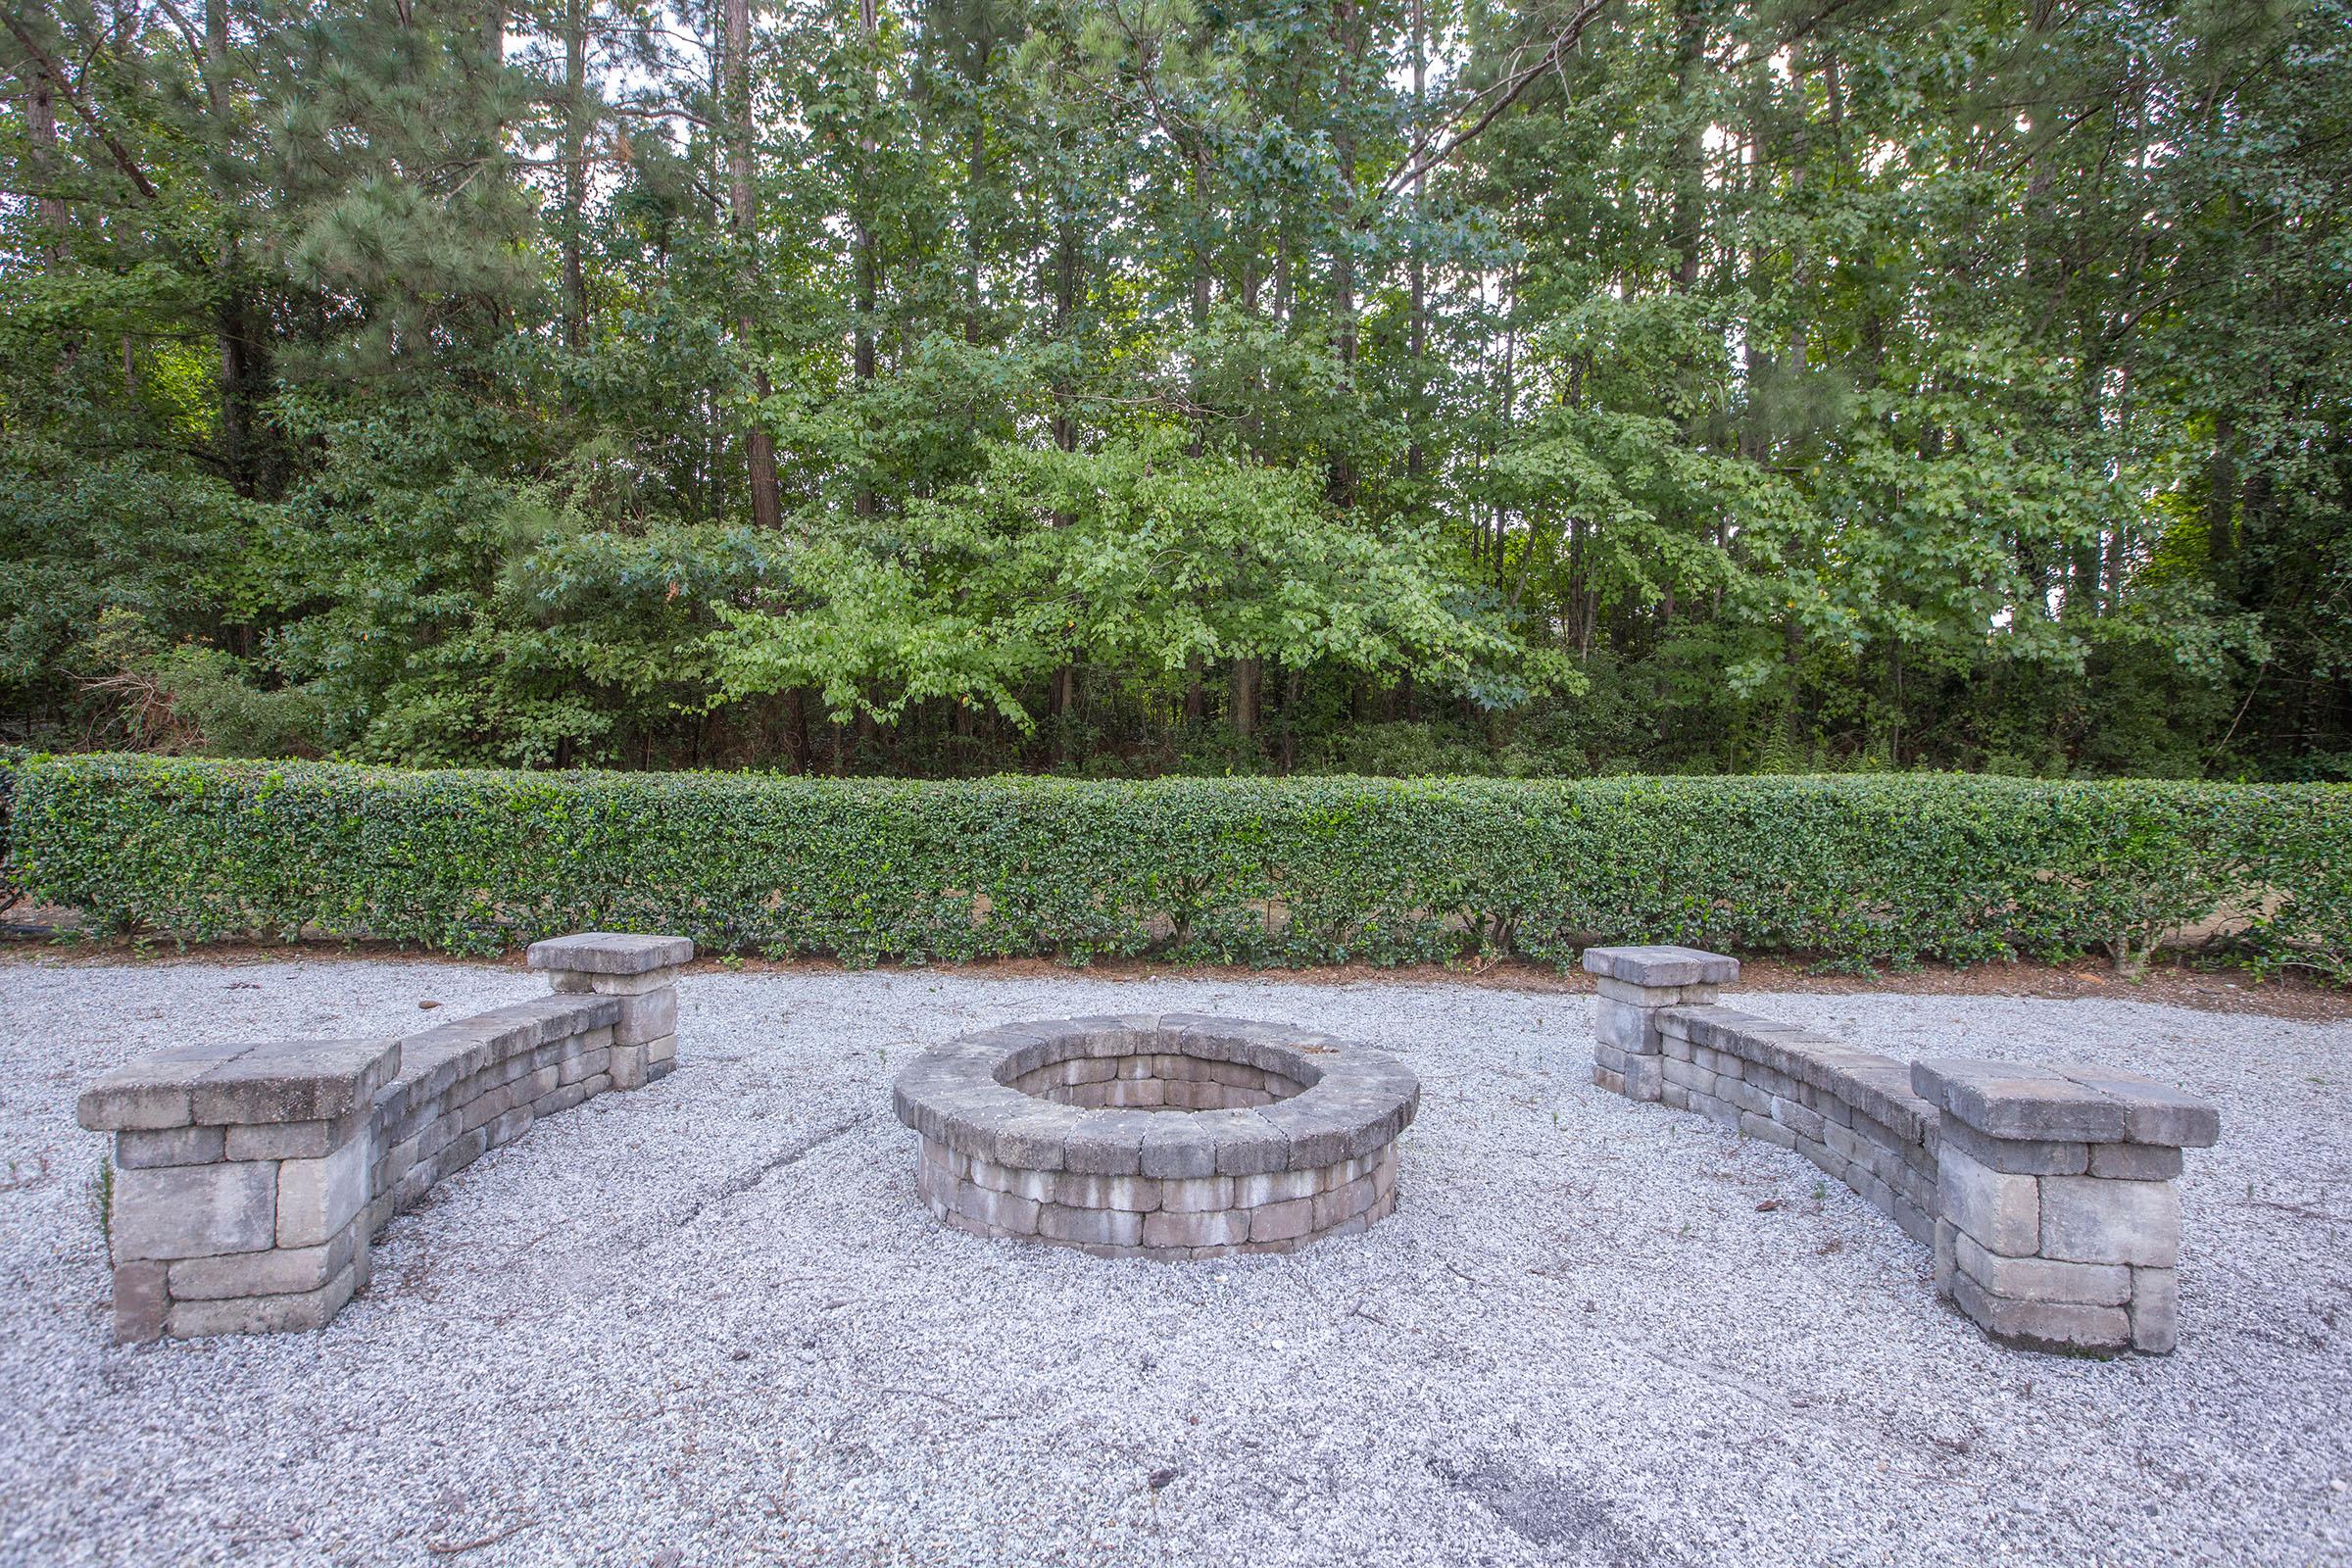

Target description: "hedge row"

left=4, top=754, right=2346, bottom=978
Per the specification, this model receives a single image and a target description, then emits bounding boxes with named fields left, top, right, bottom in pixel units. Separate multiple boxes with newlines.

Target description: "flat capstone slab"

left=77, top=1038, right=400, bottom=1132
left=1581, top=945, right=1742, bottom=988
left=892, top=1014, right=1419, bottom=1259
left=526, top=932, right=695, bottom=975
left=1912, top=1057, right=2222, bottom=1148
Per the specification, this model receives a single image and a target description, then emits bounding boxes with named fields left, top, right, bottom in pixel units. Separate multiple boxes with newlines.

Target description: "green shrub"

left=0, top=745, right=23, bottom=915
left=4, top=754, right=2346, bottom=979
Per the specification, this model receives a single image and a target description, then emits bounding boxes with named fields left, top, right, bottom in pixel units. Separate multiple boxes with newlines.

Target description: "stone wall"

left=1584, top=945, right=2220, bottom=1355
left=919, top=1138, right=1399, bottom=1257
left=78, top=932, right=691, bottom=1343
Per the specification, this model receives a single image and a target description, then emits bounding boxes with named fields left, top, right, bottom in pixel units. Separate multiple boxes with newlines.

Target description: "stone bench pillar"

left=77, top=1037, right=399, bottom=1343
left=1580, top=945, right=1740, bottom=1102
left=526, top=932, right=694, bottom=1088
left=1912, top=1058, right=2220, bottom=1355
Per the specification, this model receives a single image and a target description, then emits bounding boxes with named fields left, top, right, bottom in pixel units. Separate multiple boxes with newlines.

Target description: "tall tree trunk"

left=2206, top=412, right=2236, bottom=589
left=1670, top=0, right=1705, bottom=291
left=200, top=0, right=260, bottom=494
left=1326, top=0, right=1363, bottom=510
left=1050, top=219, right=1078, bottom=456
left=1405, top=0, right=1427, bottom=481
left=1230, top=657, right=1259, bottom=740
left=964, top=45, right=990, bottom=345
left=1188, top=160, right=1211, bottom=456
left=24, top=30, right=67, bottom=263
left=852, top=0, right=878, bottom=516
left=561, top=0, right=587, bottom=357
left=725, top=0, right=782, bottom=528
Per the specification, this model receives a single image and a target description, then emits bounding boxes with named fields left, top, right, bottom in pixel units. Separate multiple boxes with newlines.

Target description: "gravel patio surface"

left=1, top=956, right=2346, bottom=1567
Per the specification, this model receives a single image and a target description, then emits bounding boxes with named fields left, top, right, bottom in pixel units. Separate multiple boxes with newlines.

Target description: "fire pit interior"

left=892, top=1013, right=1419, bottom=1259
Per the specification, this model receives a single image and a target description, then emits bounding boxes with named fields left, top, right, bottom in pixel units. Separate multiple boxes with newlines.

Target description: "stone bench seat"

left=79, top=932, right=692, bottom=1342
left=1585, top=944, right=2221, bottom=1356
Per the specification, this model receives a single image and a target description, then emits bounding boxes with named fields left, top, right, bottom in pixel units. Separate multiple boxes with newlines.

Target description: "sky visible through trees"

left=1, top=0, right=2347, bottom=779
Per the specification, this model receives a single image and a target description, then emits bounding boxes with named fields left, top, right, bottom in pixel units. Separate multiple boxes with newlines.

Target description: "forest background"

left=3, top=0, right=2346, bottom=782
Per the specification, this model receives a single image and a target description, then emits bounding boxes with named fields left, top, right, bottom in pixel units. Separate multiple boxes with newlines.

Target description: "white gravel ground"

left=1, top=956, right=2347, bottom=1568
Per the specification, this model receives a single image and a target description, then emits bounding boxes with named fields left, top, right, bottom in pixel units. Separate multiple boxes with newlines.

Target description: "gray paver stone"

left=1912, top=1057, right=2127, bottom=1143
left=1951, top=1272, right=2129, bottom=1353
left=1937, top=1143, right=2040, bottom=1257
left=111, top=1261, right=169, bottom=1344
left=1060, top=1109, right=1156, bottom=1176
left=2049, top=1063, right=2220, bottom=1148
left=2130, top=1266, right=2180, bottom=1354
left=2039, top=1174, right=2180, bottom=1267
left=1580, top=945, right=1740, bottom=987
left=1936, top=1115, right=2088, bottom=1176
left=76, top=1041, right=253, bottom=1132
left=1954, top=1233, right=2131, bottom=1305
left=276, top=1136, right=369, bottom=1249
left=190, top=1038, right=402, bottom=1126
left=166, top=1263, right=360, bottom=1338
left=1138, top=1116, right=1220, bottom=1179
left=170, top=1228, right=361, bottom=1300
left=2088, top=1142, right=2184, bottom=1181
left=113, top=1125, right=227, bottom=1168
left=526, top=932, right=695, bottom=975
left=112, top=1158, right=278, bottom=1263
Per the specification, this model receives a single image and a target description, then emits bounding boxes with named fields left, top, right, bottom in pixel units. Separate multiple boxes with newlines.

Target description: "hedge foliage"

left=5, top=754, right=2347, bottom=979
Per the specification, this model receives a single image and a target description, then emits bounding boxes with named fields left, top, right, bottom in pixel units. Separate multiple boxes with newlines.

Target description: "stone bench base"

left=81, top=932, right=692, bottom=1342
left=1584, top=945, right=2219, bottom=1356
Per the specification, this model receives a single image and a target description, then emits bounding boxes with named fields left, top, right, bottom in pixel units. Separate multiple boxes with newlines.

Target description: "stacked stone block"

left=918, top=1139, right=1400, bottom=1257
left=895, top=1013, right=1418, bottom=1260
left=1004, top=1047, right=1311, bottom=1111
left=79, top=931, right=691, bottom=1342
left=1586, top=945, right=1738, bottom=1102
left=357, top=992, right=623, bottom=1242
left=82, top=1036, right=398, bottom=1342
left=1912, top=1057, right=2217, bottom=1354
left=1583, top=945, right=2220, bottom=1355
left=528, top=931, right=691, bottom=1086
left=1655, top=1002, right=1939, bottom=1249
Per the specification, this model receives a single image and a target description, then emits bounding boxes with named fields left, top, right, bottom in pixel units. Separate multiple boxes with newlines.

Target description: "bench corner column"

left=79, top=1038, right=396, bottom=1344
left=1581, top=946, right=1739, bottom=1103
left=1914, top=1058, right=2218, bottom=1356
left=527, top=932, right=695, bottom=1088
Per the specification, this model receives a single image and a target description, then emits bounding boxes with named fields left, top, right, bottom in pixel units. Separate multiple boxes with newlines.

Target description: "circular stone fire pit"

left=892, top=1013, right=1419, bottom=1258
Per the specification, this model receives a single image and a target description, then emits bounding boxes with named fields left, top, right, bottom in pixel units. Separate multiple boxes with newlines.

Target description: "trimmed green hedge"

left=4, top=754, right=2347, bottom=978
left=0, top=747, right=22, bottom=913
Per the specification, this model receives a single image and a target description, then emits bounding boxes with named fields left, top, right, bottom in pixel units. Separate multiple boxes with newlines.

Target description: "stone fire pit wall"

left=893, top=1014, right=1419, bottom=1258
left=76, top=932, right=691, bottom=1343
left=1585, top=945, right=2221, bottom=1356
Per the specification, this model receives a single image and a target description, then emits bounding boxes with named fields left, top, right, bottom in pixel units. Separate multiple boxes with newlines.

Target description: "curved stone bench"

left=1586, top=945, right=2221, bottom=1356
left=893, top=1014, right=1419, bottom=1258
left=78, top=932, right=691, bottom=1342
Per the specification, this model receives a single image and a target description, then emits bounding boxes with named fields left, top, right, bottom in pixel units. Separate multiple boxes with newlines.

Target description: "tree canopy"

left=2, top=0, right=2346, bottom=778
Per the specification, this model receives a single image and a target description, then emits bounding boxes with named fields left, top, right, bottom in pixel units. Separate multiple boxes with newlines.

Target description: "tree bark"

left=851, top=0, right=878, bottom=516
left=1230, top=657, right=1259, bottom=740
left=1326, top=0, right=1363, bottom=510
left=1405, top=0, right=1427, bottom=480
left=1670, top=0, right=1705, bottom=291
left=23, top=36, right=68, bottom=261
left=198, top=0, right=263, bottom=494
left=561, top=0, right=587, bottom=356
left=963, top=30, right=992, bottom=345
left=725, top=0, right=782, bottom=528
